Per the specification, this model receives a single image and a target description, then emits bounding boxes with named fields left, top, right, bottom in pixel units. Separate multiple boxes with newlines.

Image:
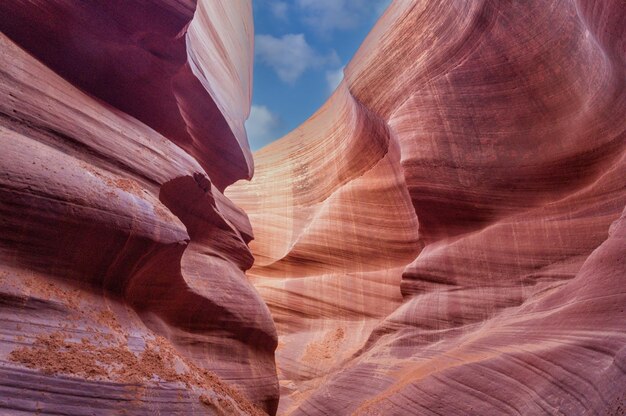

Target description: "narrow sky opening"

left=246, top=0, right=391, bottom=151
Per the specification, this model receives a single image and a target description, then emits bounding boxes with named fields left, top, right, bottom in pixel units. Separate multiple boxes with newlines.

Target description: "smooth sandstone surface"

left=1, top=0, right=625, bottom=415
left=228, top=0, right=626, bottom=414
left=0, top=1, right=277, bottom=415
left=0, top=0, right=254, bottom=192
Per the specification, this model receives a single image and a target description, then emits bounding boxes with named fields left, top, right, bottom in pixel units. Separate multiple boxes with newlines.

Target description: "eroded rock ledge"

left=228, top=0, right=626, bottom=414
left=1, top=0, right=625, bottom=415
left=1, top=1, right=277, bottom=415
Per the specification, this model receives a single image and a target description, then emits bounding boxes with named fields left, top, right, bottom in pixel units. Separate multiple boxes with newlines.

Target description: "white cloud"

left=295, top=0, right=391, bottom=35
left=269, top=1, right=288, bottom=20
left=245, top=105, right=280, bottom=149
left=255, top=33, right=339, bottom=84
left=325, top=66, right=345, bottom=92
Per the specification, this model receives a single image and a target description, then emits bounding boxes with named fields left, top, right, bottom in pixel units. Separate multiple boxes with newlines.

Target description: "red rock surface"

left=228, top=0, right=626, bottom=414
left=2, top=0, right=626, bottom=415
left=0, top=0, right=253, bottom=192
left=0, top=1, right=277, bottom=415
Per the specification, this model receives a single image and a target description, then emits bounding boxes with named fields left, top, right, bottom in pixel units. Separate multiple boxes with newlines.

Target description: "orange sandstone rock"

left=229, top=0, right=626, bottom=414
left=2, top=0, right=625, bottom=415
left=0, top=1, right=277, bottom=414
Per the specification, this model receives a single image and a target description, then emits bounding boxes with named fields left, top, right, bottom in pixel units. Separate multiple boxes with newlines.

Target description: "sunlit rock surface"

left=1, top=0, right=625, bottom=415
left=0, top=1, right=277, bottom=415
left=228, top=0, right=626, bottom=414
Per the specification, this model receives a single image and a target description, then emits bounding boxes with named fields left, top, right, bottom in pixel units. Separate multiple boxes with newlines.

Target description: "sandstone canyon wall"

left=0, top=1, right=277, bottom=415
left=1, top=0, right=625, bottom=415
left=227, top=0, right=626, bottom=414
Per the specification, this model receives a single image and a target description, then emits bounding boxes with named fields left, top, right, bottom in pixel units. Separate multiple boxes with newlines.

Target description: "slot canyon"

left=0, top=0, right=625, bottom=415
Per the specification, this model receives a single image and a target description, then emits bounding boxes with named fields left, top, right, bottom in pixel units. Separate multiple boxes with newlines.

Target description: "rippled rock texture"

left=2, top=0, right=626, bottom=415
left=0, top=1, right=277, bottom=415
left=228, top=0, right=626, bottom=414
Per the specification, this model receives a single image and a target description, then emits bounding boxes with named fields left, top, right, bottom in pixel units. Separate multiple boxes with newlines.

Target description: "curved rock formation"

left=0, top=1, right=277, bottom=415
left=0, top=0, right=253, bottom=191
left=228, top=0, right=626, bottom=414
left=2, top=0, right=625, bottom=415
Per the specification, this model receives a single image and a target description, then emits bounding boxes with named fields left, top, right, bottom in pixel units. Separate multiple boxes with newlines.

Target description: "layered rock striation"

left=228, top=0, right=626, bottom=414
left=1, top=0, right=625, bottom=415
left=0, top=1, right=277, bottom=415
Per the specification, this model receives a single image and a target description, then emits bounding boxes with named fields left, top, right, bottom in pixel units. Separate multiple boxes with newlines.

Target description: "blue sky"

left=246, top=0, right=391, bottom=150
